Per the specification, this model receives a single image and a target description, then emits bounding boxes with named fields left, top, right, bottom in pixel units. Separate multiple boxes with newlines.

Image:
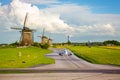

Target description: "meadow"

left=67, top=46, right=120, bottom=66
left=0, top=47, right=54, bottom=68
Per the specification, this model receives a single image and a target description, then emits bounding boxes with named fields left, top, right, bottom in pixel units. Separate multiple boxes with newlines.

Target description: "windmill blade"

left=49, top=32, right=51, bottom=39
left=19, top=31, right=22, bottom=46
left=42, top=28, right=45, bottom=37
left=11, top=27, right=22, bottom=30
left=23, top=12, right=28, bottom=29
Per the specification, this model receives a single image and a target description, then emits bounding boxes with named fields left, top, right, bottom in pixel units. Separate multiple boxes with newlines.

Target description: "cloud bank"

left=0, top=0, right=75, bottom=34
left=0, top=0, right=120, bottom=43
left=45, top=4, right=120, bottom=36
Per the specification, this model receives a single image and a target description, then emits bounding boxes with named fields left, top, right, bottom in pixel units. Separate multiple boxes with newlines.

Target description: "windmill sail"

left=42, top=28, right=45, bottom=37
left=11, top=27, right=22, bottom=30
left=23, top=12, right=28, bottom=29
left=19, top=31, right=22, bottom=46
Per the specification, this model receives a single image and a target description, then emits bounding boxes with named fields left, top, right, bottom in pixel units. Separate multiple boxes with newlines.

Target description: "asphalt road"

left=0, top=48, right=120, bottom=80
left=34, top=48, right=120, bottom=70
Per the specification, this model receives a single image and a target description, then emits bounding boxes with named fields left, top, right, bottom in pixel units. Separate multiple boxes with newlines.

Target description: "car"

left=59, top=49, right=72, bottom=56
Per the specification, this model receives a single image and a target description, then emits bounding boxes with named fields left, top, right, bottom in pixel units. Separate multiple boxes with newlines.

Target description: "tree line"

left=0, top=41, right=49, bottom=49
left=53, top=40, right=120, bottom=46
left=0, top=40, right=120, bottom=48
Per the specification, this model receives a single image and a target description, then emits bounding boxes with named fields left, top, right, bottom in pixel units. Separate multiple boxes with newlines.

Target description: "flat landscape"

left=0, top=47, right=120, bottom=80
left=0, top=46, right=120, bottom=68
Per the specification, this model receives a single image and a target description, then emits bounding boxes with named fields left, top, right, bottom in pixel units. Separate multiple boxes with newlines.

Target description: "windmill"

left=11, top=12, right=36, bottom=46
left=48, top=33, right=53, bottom=47
left=38, top=28, right=48, bottom=45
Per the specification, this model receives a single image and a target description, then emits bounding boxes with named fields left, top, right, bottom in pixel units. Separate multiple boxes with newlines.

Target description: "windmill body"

left=11, top=13, right=35, bottom=46
left=40, top=28, right=48, bottom=45
left=38, top=28, right=53, bottom=46
left=48, top=38, right=53, bottom=46
left=41, top=36, right=48, bottom=45
left=48, top=32, right=53, bottom=46
left=20, top=28, right=33, bottom=46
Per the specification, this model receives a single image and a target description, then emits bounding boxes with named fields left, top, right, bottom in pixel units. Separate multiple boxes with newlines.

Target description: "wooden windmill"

left=38, top=28, right=48, bottom=45
left=48, top=33, right=53, bottom=47
left=11, top=13, right=35, bottom=46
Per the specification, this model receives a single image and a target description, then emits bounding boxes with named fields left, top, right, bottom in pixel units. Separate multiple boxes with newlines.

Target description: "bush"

left=33, top=42, right=40, bottom=47
left=40, top=43, right=49, bottom=49
left=9, top=41, right=19, bottom=47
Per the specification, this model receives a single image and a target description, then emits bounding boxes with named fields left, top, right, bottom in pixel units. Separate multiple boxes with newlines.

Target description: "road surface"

left=34, top=48, right=120, bottom=70
left=0, top=48, right=120, bottom=80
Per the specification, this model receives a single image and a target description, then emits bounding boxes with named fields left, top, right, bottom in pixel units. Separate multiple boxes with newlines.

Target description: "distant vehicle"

left=59, top=49, right=72, bottom=56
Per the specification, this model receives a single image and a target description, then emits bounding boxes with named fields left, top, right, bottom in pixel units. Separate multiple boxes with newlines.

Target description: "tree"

left=103, top=40, right=120, bottom=46
left=40, top=43, right=49, bottom=49
left=10, top=41, right=19, bottom=47
left=33, top=42, right=40, bottom=47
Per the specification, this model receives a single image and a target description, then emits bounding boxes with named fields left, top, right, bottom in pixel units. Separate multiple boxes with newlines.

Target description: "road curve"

left=33, top=48, right=120, bottom=70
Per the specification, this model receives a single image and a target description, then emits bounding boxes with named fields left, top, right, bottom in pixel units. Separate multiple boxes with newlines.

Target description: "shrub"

left=40, top=43, right=49, bottom=49
left=33, top=42, right=40, bottom=47
left=9, top=41, right=19, bottom=47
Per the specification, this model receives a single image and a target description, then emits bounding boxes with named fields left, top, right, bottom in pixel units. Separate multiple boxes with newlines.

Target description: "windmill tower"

left=38, top=28, right=48, bottom=45
left=11, top=13, right=35, bottom=46
left=41, top=28, right=48, bottom=45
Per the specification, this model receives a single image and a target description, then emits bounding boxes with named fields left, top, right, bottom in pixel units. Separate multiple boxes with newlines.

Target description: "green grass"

left=68, top=46, right=120, bottom=66
left=102, top=46, right=120, bottom=50
left=0, top=47, right=54, bottom=68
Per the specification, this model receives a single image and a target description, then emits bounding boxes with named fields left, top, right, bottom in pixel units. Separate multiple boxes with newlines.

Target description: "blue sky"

left=0, top=0, right=120, bottom=43
left=42, top=0, right=119, bottom=14
left=73, top=0, right=120, bottom=14
left=1, top=0, right=120, bottom=14
left=0, top=0, right=12, bottom=5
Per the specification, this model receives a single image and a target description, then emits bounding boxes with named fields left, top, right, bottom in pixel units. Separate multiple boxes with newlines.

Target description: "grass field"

left=102, top=46, right=120, bottom=50
left=67, top=46, right=120, bottom=66
left=0, top=47, right=54, bottom=68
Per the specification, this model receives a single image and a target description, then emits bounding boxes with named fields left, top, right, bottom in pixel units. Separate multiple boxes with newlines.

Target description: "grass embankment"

left=68, top=46, right=120, bottom=66
left=0, top=47, right=54, bottom=68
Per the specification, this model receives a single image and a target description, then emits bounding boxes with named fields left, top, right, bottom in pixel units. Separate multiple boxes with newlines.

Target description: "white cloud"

left=44, top=4, right=93, bottom=25
left=76, top=24, right=116, bottom=36
left=0, top=0, right=74, bottom=34
left=45, top=4, right=120, bottom=36
left=20, top=0, right=59, bottom=5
